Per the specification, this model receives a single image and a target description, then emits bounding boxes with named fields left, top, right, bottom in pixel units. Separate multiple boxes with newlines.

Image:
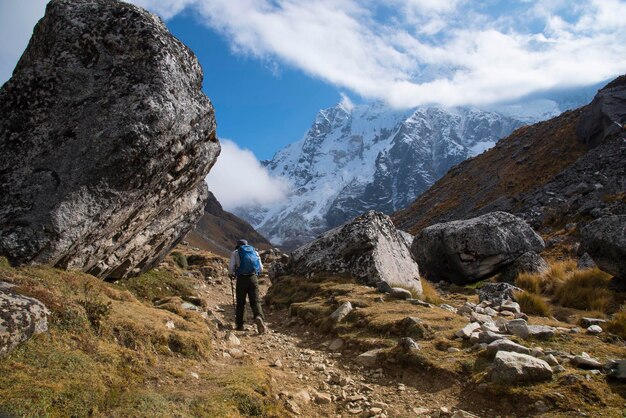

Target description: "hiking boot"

left=255, top=316, right=267, bottom=335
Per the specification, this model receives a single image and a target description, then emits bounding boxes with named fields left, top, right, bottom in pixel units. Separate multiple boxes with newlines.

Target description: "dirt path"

left=198, top=278, right=463, bottom=418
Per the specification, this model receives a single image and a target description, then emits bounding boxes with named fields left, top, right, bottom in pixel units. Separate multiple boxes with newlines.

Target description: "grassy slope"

left=0, top=256, right=283, bottom=417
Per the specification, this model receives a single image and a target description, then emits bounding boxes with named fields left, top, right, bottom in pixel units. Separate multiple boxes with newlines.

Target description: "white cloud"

left=0, top=0, right=47, bottom=85
left=205, top=140, right=290, bottom=210
left=127, top=0, right=626, bottom=108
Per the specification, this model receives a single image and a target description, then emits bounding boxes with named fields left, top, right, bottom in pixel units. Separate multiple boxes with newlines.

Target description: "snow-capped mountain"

left=235, top=95, right=592, bottom=249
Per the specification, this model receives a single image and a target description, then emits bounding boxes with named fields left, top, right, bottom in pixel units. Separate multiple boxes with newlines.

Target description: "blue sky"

left=1, top=0, right=626, bottom=207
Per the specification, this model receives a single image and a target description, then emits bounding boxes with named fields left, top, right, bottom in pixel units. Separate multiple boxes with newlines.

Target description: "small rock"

left=478, top=331, right=508, bottom=344
left=586, top=325, right=603, bottom=335
left=272, top=359, right=283, bottom=368
left=486, top=338, right=531, bottom=356
left=471, top=311, right=494, bottom=324
left=451, top=410, right=480, bottom=418
left=389, top=287, right=413, bottom=300
left=507, top=319, right=530, bottom=339
left=357, top=349, right=384, bottom=368
left=328, top=338, right=344, bottom=351
left=527, top=325, right=556, bottom=340
left=314, top=392, right=332, bottom=404
left=514, top=312, right=529, bottom=321
left=190, top=372, right=199, bottom=379
left=455, top=322, right=481, bottom=339
left=330, top=302, right=353, bottom=322
left=580, top=317, right=607, bottom=328
left=228, top=348, right=244, bottom=359
left=500, top=300, right=521, bottom=314
left=397, top=337, right=420, bottom=351
left=412, top=407, right=430, bottom=416
left=293, top=389, right=311, bottom=404
left=572, top=355, right=602, bottom=369
left=541, top=354, right=559, bottom=366
left=285, top=400, right=301, bottom=415
left=447, top=347, right=461, bottom=353
left=484, top=307, right=498, bottom=316
left=439, top=304, right=456, bottom=312
left=226, top=332, right=241, bottom=346
left=165, top=320, right=176, bottom=329
left=489, top=351, right=553, bottom=384
left=457, top=302, right=476, bottom=315
left=535, top=400, right=551, bottom=413
left=604, top=360, right=626, bottom=381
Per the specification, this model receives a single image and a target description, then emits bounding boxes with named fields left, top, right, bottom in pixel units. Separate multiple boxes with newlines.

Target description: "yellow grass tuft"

left=605, top=310, right=626, bottom=340
left=420, top=279, right=442, bottom=305
left=514, top=291, right=551, bottom=317
left=555, top=268, right=614, bottom=312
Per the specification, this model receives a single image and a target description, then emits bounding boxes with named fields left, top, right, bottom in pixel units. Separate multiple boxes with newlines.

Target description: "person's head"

left=236, top=239, right=248, bottom=249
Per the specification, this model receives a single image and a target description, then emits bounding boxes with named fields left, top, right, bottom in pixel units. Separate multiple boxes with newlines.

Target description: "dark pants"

left=235, top=274, right=264, bottom=328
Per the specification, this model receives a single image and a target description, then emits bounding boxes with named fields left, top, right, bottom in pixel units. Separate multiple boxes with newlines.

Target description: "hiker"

left=228, top=239, right=267, bottom=334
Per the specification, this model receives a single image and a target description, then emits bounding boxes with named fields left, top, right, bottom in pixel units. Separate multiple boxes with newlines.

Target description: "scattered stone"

left=397, top=337, right=420, bottom=351
left=527, top=325, right=556, bottom=340
left=471, top=311, right=494, bottom=324
left=541, top=354, right=559, bottom=367
left=455, top=322, right=481, bottom=339
left=228, top=348, right=244, bottom=359
left=282, top=211, right=422, bottom=293
left=457, top=302, right=476, bottom=315
left=190, top=372, right=199, bottom=379
left=376, top=281, right=393, bottom=294
left=356, top=349, right=384, bottom=368
left=481, top=322, right=501, bottom=333
left=572, top=354, right=602, bottom=369
left=577, top=253, right=597, bottom=270
left=271, top=359, right=283, bottom=368
left=586, top=325, right=603, bottom=335
left=293, top=389, right=311, bottom=404
left=412, top=212, right=544, bottom=284
left=389, top=287, right=413, bottom=300
left=165, top=320, right=176, bottom=330
left=580, top=317, right=607, bottom=328
left=489, top=351, right=553, bottom=384
left=486, top=339, right=531, bottom=356
left=0, top=0, right=219, bottom=278
left=328, top=338, right=345, bottom=351
left=479, top=331, right=508, bottom=344
left=314, top=392, right=332, bottom=405
left=226, top=332, right=241, bottom=346
left=484, top=307, right=498, bottom=316
left=534, top=400, right=551, bottom=413
left=330, top=302, right=353, bottom=323
left=477, top=283, right=523, bottom=306
left=507, top=319, right=530, bottom=339
left=604, top=360, right=626, bottom=381
left=413, top=407, right=430, bottom=416
left=0, top=282, right=50, bottom=358
left=514, top=312, right=529, bottom=321
left=409, top=299, right=432, bottom=307
left=440, top=304, right=457, bottom=312
left=451, top=410, right=480, bottom=418
left=285, top=400, right=301, bottom=415
left=499, top=310, right=515, bottom=318
left=500, top=301, right=521, bottom=314
left=447, top=347, right=461, bottom=353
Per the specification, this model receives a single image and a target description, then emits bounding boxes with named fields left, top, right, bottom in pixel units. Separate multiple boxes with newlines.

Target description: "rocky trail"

left=200, top=277, right=486, bottom=418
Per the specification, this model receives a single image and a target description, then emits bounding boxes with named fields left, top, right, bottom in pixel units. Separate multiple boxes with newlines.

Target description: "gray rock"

left=0, top=0, right=219, bottom=279
left=577, top=253, right=597, bottom=270
left=389, top=287, right=413, bottom=300
left=507, top=319, right=530, bottom=339
left=0, top=282, right=50, bottom=358
left=456, top=302, right=476, bottom=315
left=356, top=348, right=384, bottom=367
left=580, top=317, right=607, bottom=328
left=412, top=212, right=544, bottom=284
left=604, top=360, right=626, bottom=381
left=477, top=283, right=523, bottom=306
left=577, top=75, right=626, bottom=148
left=282, top=211, right=422, bottom=293
left=489, top=351, right=553, bottom=384
left=527, top=325, right=556, bottom=340
left=439, top=304, right=457, bottom=312
left=397, top=337, right=420, bottom=351
left=376, top=280, right=393, bottom=294
left=500, top=300, right=521, bottom=314
left=455, top=322, right=481, bottom=339
left=470, top=311, right=494, bottom=324
left=541, top=354, right=559, bottom=367
left=479, top=331, right=508, bottom=344
left=587, top=325, right=603, bottom=335
left=499, top=252, right=549, bottom=283
left=330, top=301, right=353, bottom=323
left=486, top=338, right=531, bottom=356
left=571, top=354, right=602, bottom=369
left=580, top=215, right=626, bottom=279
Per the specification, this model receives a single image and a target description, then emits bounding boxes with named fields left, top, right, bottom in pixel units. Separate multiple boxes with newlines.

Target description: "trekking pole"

left=229, top=275, right=236, bottom=318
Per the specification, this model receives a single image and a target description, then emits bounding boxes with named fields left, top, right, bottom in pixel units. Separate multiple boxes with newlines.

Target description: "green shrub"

left=171, top=251, right=188, bottom=269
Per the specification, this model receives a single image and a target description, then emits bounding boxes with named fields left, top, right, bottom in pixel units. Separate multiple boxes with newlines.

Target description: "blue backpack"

left=237, top=245, right=261, bottom=276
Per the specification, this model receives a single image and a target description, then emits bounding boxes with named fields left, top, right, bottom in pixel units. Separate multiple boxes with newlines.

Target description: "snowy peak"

left=235, top=95, right=589, bottom=249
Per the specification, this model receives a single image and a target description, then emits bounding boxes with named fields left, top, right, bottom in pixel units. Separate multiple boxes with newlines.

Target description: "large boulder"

left=0, top=0, right=219, bottom=279
left=489, top=351, right=553, bottom=384
left=1, top=282, right=50, bottom=358
left=411, top=212, right=544, bottom=284
left=580, top=215, right=626, bottom=279
left=498, top=251, right=549, bottom=283
left=278, top=211, right=422, bottom=293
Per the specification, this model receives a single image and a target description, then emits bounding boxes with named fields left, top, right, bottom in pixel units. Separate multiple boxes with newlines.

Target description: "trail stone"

left=456, top=322, right=481, bottom=339
left=451, top=410, right=480, bottom=418
left=330, top=302, right=353, bottom=322
left=314, top=392, right=332, bottom=404
left=489, top=351, right=553, bottom=384
left=278, top=211, right=422, bottom=293
left=0, top=282, right=50, bottom=358
left=479, top=331, right=508, bottom=344
left=356, top=349, right=384, bottom=368
left=389, top=287, right=413, bottom=300
left=542, top=354, right=559, bottom=367
left=397, top=337, right=420, bottom=351
left=486, top=339, right=530, bottom=356
left=477, top=283, right=523, bottom=306
left=0, top=0, right=219, bottom=278
left=580, top=317, right=607, bottom=328
left=580, top=215, right=626, bottom=279
left=500, top=301, right=521, bottom=314
left=586, top=325, right=603, bottom=335
left=328, top=338, right=344, bottom=351
left=507, top=319, right=530, bottom=339
left=412, top=212, right=544, bottom=284
left=225, top=332, right=240, bottom=346
left=470, top=311, right=494, bottom=325
left=572, top=355, right=602, bottom=369
left=527, top=325, right=556, bottom=340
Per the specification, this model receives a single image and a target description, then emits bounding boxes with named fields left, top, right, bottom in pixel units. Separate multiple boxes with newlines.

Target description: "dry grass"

left=514, top=291, right=551, bottom=317
left=605, top=310, right=626, bottom=339
left=515, top=260, right=576, bottom=295
left=0, top=257, right=283, bottom=417
left=420, top=279, right=443, bottom=305
left=555, top=268, right=614, bottom=312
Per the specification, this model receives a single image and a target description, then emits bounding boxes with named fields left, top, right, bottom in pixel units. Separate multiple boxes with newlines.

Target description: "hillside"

left=185, top=192, right=273, bottom=257
left=393, top=76, right=626, bottom=237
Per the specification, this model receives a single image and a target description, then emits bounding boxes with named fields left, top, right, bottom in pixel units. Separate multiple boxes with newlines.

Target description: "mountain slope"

left=393, top=76, right=626, bottom=237
left=236, top=102, right=526, bottom=249
left=185, top=192, right=273, bottom=256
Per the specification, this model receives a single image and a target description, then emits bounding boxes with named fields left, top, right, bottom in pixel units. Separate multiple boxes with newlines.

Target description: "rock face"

left=499, top=251, right=549, bottom=283
left=489, top=351, right=553, bottom=384
left=275, top=211, right=422, bottom=293
left=580, top=215, right=626, bottom=279
left=0, top=0, right=219, bottom=279
left=1, top=282, right=50, bottom=358
left=411, top=212, right=544, bottom=284
left=477, top=283, right=523, bottom=306
left=577, top=75, right=626, bottom=148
